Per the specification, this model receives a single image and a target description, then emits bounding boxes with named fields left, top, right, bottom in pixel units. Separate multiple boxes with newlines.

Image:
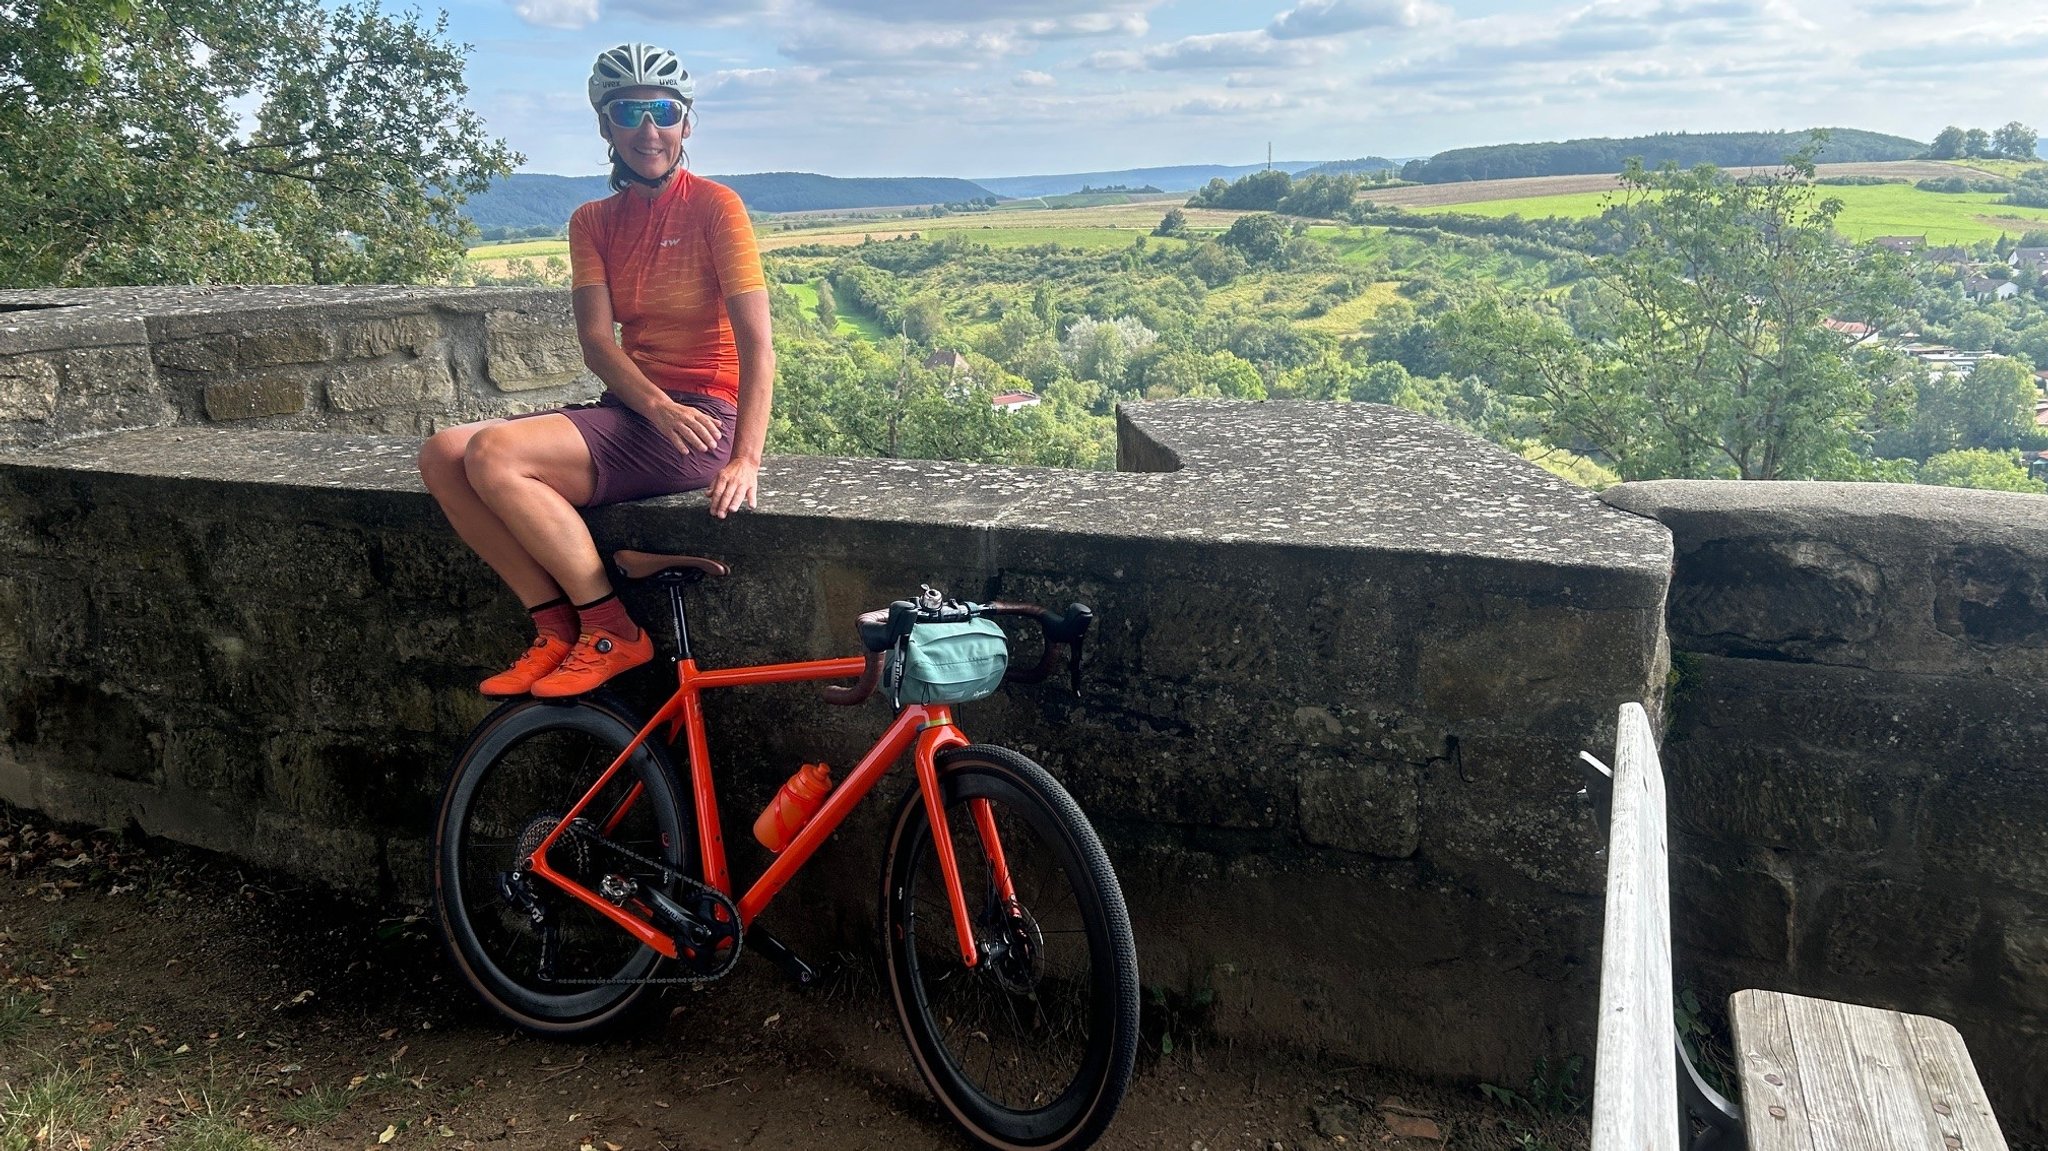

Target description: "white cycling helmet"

left=587, top=43, right=693, bottom=110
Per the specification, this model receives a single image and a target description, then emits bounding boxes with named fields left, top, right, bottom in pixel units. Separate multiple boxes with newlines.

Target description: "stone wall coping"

left=4, top=401, right=1673, bottom=584
left=0, top=285, right=566, bottom=357
left=1604, top=478, right=2048, bottom=540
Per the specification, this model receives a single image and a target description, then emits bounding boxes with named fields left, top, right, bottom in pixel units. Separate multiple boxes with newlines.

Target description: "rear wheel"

left=431, top=695, right=690, bottom=1035
left=881, top=745, right=1139, bottom=1151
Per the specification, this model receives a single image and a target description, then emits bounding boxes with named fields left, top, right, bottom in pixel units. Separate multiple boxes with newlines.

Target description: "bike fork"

left=912, top=717, right=1019, bottom=968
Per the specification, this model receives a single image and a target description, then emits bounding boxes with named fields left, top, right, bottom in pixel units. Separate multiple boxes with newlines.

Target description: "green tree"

left=1277, top=173, right=1361, bottom=219
left=1439, top=153, right=1915, bottom=480
left=1918, top=449, right=2047, bottom=492
left=1, top=0, right=518, bottom=285
left=1153, top=207, right=1189, bottom=238
left=1964, top=128, right=1994, bottom=158
left=1994, top=121, right=2040, bottom=161
left=1186, top=240, right=1247, bottom=286
left=902, top=296, right=944, bottom=344
left=1219, top=213, right=1290, bottom=267
left=1888, top=356, right=2037, bottom=458
left=1929, top=126, right=1967, bottom=160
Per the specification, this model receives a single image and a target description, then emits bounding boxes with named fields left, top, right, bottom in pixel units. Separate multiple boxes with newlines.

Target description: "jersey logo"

left=660, top=236, right=682, bottom=248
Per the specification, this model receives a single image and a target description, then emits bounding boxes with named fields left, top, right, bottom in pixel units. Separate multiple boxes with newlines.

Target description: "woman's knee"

left=419, top=427, right=470, bottom=493
left=462, top=424, right=525, bottom=490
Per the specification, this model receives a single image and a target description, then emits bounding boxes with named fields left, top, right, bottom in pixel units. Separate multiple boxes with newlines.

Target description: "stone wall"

left=0, top=292, right=1676, bottom=1092
left=1603, top=480, right=2048, bottom=1136
left=0, top=286, right=597, bottom=449
left=6, top=287, right=2044, bottom=1135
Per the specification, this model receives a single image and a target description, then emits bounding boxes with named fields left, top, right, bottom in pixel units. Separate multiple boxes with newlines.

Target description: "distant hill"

left=975, top=163, right=1327, bottom=199
left=1300, top=157, right=1400, bottom=176
left=463, top=171, right=999, bottom=229
left=1401, top=129, right=1929, bottom=184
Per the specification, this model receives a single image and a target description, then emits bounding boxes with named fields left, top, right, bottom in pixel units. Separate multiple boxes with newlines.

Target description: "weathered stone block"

left=237, top=326, right=335, bottom=367
left=326, top=358, right=455, bottom=412
left=1935, top=543, right=2048, bottom=648
left=1807, top=878, right=1983, bottom=987
left=1670, top=537, right=1883, bottom=654
left=203, top=377, right=306, bottom=422
left=0, top=354, right=59, bottom=422
left=485, top=309, right=584, bottom=391
left=338, top=314, right=441, bottom=361
left=1298, top=759, right=1419, bottom=857
left=153, top=335, right=239, bottom=373
left=1997, top=913, right=2048, bottom=1014
left=1922, top=766, right=2048, bottom=898
left=1670, top=847, right=1793, bottom=964
left=1665, top=739, right=1896, bottom=853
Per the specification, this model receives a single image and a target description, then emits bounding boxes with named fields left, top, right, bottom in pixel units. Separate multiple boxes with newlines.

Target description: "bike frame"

left=524, top=653, right=1000, bottom=968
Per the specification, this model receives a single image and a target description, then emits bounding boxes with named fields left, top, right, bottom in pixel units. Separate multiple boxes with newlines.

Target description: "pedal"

left=749, top=927, right=819, bottom=987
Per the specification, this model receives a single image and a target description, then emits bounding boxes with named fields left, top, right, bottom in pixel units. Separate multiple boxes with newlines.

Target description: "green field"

left=779, top=280, right=889, bottom=340
left=1403, top=184, right=2048, bottom=244
left=770, top=223, right=1187, bottom=252
left=466, top=238, right=570, bottom=259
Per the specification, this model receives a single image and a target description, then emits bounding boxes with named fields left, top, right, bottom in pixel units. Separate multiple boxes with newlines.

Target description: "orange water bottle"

left=754, top=762, right=834, bottom=853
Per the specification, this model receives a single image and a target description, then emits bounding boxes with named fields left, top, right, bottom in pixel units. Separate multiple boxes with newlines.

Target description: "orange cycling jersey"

left=568, top=170, right=766, bottom=405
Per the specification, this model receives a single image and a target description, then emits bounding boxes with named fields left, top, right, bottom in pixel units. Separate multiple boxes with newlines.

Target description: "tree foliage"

left=1440, top=153, right=1915, bottom=479
left=0, top=0, right=517, bottom=285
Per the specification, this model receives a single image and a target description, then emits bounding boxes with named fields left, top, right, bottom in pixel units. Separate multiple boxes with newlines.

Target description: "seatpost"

left=667, top=583, right=694, bottom=663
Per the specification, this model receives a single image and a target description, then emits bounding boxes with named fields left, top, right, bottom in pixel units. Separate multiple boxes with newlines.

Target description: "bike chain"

left=536, top=823, right=744, bottom=987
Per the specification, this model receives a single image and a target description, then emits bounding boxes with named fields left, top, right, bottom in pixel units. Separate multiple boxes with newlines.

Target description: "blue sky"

left=437, top=0, right=2048, bottom=179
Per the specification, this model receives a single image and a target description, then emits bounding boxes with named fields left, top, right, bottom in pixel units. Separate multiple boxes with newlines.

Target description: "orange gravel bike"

left=430, top=551, right=1139, bottom=1151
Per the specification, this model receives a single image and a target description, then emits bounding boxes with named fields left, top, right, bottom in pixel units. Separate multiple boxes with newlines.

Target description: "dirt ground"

left=0, top=806, right=1589, bottom=1151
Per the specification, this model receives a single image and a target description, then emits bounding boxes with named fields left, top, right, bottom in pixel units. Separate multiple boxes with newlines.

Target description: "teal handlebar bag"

left=888, top=617, right=1010, bottom=705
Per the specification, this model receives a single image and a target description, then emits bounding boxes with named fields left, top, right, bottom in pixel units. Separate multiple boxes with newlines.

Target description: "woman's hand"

left=706, top=457, right=759, bottom=519
left=645, top=394, right=723, bottom=455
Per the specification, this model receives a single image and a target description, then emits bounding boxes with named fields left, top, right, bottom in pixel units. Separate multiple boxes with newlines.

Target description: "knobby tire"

left=881, top=745, right=1140, bottom=1151
left=431, top=693, right=691, bottom=1035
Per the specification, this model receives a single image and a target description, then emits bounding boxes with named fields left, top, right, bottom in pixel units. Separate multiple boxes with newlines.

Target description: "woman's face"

left=600, top=84, right=691, bottom=181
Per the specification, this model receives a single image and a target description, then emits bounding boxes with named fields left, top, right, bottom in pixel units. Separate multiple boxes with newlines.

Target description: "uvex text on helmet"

left=588, top=43, right=693, bottom=110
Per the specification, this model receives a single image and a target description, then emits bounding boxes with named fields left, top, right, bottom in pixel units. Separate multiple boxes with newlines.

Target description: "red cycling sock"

left=574, top=592, right=641, bottom=640
left=527, top=597, right=578, bottom=644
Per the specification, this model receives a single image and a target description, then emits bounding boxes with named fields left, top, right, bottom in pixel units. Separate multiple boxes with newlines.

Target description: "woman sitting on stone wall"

left=418, top=42, right=771, bottom=698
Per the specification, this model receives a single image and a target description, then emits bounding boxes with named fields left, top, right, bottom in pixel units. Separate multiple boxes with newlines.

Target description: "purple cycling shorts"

left=512, top=390, right=736, bottom=508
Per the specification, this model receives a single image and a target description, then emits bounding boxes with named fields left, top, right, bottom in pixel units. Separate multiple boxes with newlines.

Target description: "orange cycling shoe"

left=480, top=634, right=573, bottom=698
left=529, top=626, right=653, bottom=699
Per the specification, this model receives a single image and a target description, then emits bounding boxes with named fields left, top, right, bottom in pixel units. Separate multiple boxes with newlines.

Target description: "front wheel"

left=431, top=694, right=691, bottom=1035
left=881, top=746, right=1139, bottom=1151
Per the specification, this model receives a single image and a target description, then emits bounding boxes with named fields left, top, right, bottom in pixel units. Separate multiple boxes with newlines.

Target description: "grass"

left=1296, top=280, right=1404, bottom=335
left=0, top=997, right=36, bottom=1046
left=274, top=1083, right=355, bottom=1132
left=464, top=238, right=570, bottom=260
left=777, top=280, right=890, bottom=340
left=0, top=1065, right=117, bottom=1151
left=1402, top=182, right=2048, bottom=244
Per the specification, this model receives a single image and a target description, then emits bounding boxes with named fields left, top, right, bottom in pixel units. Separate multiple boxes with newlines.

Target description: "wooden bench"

left=1582, top=702, right=2009, bottom=1151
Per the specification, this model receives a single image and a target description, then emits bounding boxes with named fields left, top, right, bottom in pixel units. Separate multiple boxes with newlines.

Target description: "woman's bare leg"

left=417, top=417, right=610, bottom=606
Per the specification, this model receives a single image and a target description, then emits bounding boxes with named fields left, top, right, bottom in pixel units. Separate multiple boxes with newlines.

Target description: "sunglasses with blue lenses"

left=604, top=98, right=689, bottom=129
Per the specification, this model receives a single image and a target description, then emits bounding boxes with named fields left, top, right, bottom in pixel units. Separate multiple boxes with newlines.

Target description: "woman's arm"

left=705, top=288, right=775, bottom=518
left=572, top=285, right=723, bottom=453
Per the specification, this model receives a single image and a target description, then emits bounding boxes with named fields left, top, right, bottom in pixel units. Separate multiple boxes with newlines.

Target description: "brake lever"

left=1063, top=603, right=1093, bottom=693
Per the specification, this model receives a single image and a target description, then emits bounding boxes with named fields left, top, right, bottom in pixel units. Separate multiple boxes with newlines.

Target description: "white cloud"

left=1174, top=91, right=1300, bottom=115
left=1024, top=12, right=1149, bottom=38
left=810, top=0, right=1146, bottom=18
left=513, top=0, right=598, bottom=29
left=1014, top=70, right=1057, bottom=87
left=1088, top=29, right=1331, bottom=71
left=778, top=23, right=1024, bottom=66
left=1268, top=0, right=1442, bottom=40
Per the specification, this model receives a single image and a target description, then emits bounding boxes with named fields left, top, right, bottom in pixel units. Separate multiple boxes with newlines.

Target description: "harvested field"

left=1362, top=161, right=2008, bottom=209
